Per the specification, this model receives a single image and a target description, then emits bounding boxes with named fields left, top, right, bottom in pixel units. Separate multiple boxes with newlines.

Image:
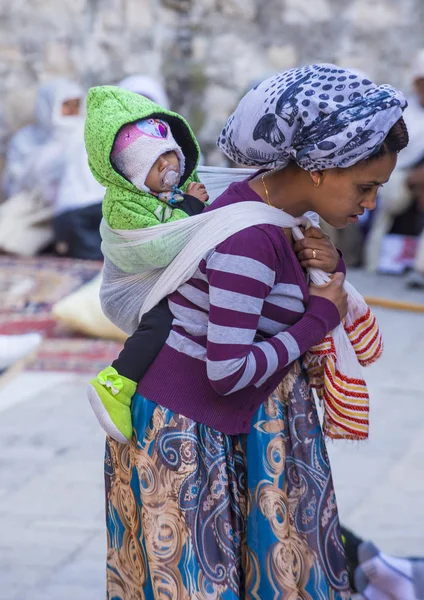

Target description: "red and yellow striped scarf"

left=304, top=288, right=383, bottom=440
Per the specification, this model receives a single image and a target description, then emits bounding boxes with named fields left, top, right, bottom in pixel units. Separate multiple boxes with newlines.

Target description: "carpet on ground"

left=0, top=256, right=123, bottom=374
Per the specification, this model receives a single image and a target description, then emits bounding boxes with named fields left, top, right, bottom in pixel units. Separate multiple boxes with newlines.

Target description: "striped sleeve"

left=205, top=227, right=340, bottom=396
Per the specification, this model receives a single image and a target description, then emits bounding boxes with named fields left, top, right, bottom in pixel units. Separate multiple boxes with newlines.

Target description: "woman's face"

left=61, top=98, right=81, bottom=116
left=311, top=152, right=397, bottom=229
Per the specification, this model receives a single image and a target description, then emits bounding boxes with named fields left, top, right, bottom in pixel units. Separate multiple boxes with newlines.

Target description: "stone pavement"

left=0, top=372, right=106, bottom=599
left=0, top=271, right=423, bottom=599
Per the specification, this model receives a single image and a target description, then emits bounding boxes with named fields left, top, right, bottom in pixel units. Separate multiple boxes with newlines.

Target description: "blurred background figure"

left=53, top=74, right=171, bottom=261
left=52, top=120, right=105, bottom=260
left=117, top=75, right=170, bottom=108
left=2, top=78, right=83, bottom=200
left=365, top=49, right=424, bottom=283
left=342, top=526, right=424, bottom=600
left=0, top=78, right=84, bottom=256
left=0, top=333, right=42, bottom=375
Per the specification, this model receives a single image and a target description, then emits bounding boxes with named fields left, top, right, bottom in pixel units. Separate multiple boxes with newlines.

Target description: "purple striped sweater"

left=138, top=175, right=343, bottom=434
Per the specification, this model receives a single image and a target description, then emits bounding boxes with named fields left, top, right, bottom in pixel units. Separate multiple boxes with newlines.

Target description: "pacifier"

left=160, top=165, right=180, bottom=189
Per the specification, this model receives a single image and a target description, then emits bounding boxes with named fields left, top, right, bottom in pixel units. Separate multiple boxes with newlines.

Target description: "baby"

left=84, top=86, right=208, bottom=442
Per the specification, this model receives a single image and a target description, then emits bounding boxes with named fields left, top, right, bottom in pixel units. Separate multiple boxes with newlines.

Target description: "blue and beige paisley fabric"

left=105, top=361, right=351, bottom=599
left=217, top=63, right=407, bottom=171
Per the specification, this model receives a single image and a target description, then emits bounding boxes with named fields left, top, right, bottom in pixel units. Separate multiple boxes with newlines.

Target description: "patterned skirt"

left=104, top=361, right=351, bottom=599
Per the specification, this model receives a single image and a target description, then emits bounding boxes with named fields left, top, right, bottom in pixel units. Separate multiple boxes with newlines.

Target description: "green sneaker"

left=87, top=366, right=136, bottom=443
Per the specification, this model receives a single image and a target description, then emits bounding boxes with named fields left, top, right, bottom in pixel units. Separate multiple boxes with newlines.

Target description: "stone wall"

left=1, top=0, right=423, bottom=169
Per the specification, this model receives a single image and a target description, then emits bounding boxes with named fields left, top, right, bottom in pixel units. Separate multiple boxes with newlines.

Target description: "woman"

left=364, top=48, right=424, bottom=281
left=0, top=78, right=84, bottom=256
left=2, top=77, right=83, bottom=201
left=103, top=64, right=408, bottom=599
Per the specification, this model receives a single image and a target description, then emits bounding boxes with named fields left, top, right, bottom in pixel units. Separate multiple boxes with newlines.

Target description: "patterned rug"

left=0, top=256, right=123, bottom=374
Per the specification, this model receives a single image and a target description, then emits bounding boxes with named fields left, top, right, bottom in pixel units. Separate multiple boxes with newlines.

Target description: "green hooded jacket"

left=84, top=86, right=201, bottom=230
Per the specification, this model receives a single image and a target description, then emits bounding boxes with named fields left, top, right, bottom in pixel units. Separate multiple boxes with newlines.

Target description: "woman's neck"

left=249, top=166, right=312, bottom=218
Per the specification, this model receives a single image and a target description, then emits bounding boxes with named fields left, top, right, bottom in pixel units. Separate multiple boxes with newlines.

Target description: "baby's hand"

left=187, top=182, right=209, bottom=203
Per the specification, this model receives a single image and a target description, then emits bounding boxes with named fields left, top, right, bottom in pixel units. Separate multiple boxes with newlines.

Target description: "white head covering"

left=35, top=78, right=84, bottom=133
left=2, top=78, right=84, bottom=199
left=390, top=49, right=424, bottom=169
left=410, top=49, right=424, bottom=82
left=117, top=75, right=170, bottom=109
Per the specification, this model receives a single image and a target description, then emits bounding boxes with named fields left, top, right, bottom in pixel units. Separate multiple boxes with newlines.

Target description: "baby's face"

left=145, top=151, right=180, bottom=192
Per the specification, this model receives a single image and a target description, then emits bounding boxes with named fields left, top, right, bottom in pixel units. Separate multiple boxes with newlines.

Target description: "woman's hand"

left=294, top=227, right=340, bottom=272
left=309, top=272, right=348, bottom=320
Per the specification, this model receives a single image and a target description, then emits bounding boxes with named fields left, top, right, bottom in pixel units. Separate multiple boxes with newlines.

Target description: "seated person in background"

left=365, top=49, right=424, bottom=284
left=0, top=78, right=84, bottom=256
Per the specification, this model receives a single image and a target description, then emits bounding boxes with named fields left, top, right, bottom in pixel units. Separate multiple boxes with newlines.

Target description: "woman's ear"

left=309, top=171, right=324, bottom=187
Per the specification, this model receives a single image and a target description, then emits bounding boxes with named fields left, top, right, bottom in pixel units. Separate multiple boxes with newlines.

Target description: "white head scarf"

left=2, top=78, right=84, bottom=198
left=118, top=75, right=170, bottom=109
left=391, top=50, right=424, bottom=170
left=35, top=78, right=84, bottom=133
left=410, top=49, right=424, bottom=82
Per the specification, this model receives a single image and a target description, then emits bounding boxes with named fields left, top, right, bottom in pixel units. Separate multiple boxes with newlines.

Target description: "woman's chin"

left=323, top=216, right=347, bottom=229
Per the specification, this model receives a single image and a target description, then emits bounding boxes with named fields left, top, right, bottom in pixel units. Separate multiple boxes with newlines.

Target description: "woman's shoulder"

left=212, top=223, right=293, bottom=276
